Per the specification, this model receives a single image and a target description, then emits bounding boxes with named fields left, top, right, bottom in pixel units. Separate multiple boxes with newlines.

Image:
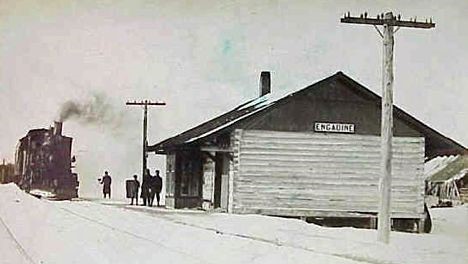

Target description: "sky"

left=1, top=0, right=467, bottom=197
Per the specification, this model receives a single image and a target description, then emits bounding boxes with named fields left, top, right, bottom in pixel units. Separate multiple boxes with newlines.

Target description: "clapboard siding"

left=231, top=129, right=425, bottom=218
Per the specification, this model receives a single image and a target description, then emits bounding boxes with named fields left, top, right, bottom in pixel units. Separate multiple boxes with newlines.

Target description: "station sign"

left=314, top=122, right=355, bottom=134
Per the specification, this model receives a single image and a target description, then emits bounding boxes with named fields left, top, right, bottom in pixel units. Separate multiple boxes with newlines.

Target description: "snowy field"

left=0, top=184, right=467, bottom=264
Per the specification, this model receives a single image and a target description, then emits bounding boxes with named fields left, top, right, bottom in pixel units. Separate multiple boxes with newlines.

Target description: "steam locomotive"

left=14, top=122, right=79, bottom=199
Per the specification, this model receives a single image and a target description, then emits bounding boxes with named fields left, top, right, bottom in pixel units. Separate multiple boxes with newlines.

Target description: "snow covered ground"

left=0, top=183, right=467, bottom=264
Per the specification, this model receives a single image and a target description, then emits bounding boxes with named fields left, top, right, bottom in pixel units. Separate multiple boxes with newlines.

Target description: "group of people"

left=132, top=169, right=163, bottom=206
left=98, top=169, right=162, bottom=207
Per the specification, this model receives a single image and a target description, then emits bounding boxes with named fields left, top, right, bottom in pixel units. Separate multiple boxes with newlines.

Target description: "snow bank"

left=431, top=206, right=468, bottom=239
left=160, top=210, right=468, bottom=264
left=29, top=189, right=56, bottom=199
left=0, top=183, right=467, bottom=264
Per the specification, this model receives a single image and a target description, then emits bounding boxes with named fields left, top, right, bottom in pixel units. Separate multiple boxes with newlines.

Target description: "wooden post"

left=377, top=12, right=394, bottom=244
left=143, top=102, right=148, bottom=178
left=417, top=219, right=426, bottom=233
left=341, top=11, right=435, bottom=243
left=126, top=100, right=166, bottom=180
left=369, top=217, right=378, bottom=229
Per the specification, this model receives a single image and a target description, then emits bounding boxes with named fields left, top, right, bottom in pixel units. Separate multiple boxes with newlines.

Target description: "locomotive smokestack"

left=54, top=121, right=63, bottom=136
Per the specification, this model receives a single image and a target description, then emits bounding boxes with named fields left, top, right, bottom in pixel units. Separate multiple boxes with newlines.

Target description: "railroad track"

left=1, top=195, right=390, bottom=264
left=0, top=214, right=36, bottom=264
left=56, top=204, right=210, bottom=264
left=94, top=202, right=390, bottom=264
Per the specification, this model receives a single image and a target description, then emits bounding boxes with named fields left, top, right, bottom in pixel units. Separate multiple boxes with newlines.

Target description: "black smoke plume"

left=58, top=93, right=125, bottom=128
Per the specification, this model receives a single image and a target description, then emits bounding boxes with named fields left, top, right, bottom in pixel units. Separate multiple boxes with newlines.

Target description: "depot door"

left=214, top=153, right=229, bottom=210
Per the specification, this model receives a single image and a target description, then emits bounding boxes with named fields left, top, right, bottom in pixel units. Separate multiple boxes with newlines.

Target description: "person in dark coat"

left=147, top=169, right=155, bottom=207
left=99, top=171, right=112, bottom=199
left=130, top=175, right=140, bottom=205
left=141, top=169, right=151, bottom=206
left=149, top=170, right=163, bottom=207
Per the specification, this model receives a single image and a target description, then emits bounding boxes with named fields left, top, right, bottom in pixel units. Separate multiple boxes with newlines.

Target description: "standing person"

left=153, top=170, right=163, bottom=207
left=148, top=173, right=156, bottom=207
left=129, top=175, right=140, bottom=205
left=141, top=169, right=150, bottom=206
left=99, top=171, right=112, bottom=199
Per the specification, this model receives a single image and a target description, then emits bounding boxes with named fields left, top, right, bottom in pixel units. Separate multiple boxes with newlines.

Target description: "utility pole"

left=341, top=12, right=435, bottom=243
left=126, top=100, right=166, bottom=179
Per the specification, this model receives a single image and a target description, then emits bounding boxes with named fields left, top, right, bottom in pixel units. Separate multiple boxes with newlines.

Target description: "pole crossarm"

left=126, top=100, right=166, bottom=106
left=341, top=14, right=435, bottom=29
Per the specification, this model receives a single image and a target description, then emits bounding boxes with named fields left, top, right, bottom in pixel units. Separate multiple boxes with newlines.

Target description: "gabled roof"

left=148, top=72, right=467, bottom=157
left=148, top=93, right=273, bottom=153
left=426, top=155, right=468, bottom=183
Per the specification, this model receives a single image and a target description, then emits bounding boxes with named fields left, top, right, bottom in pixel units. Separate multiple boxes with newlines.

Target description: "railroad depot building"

left=148, top=71, right=466, bottom=227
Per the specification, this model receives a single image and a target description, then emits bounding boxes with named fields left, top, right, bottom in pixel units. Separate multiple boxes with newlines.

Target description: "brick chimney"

left=259, top=71, right=271, bottom=97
